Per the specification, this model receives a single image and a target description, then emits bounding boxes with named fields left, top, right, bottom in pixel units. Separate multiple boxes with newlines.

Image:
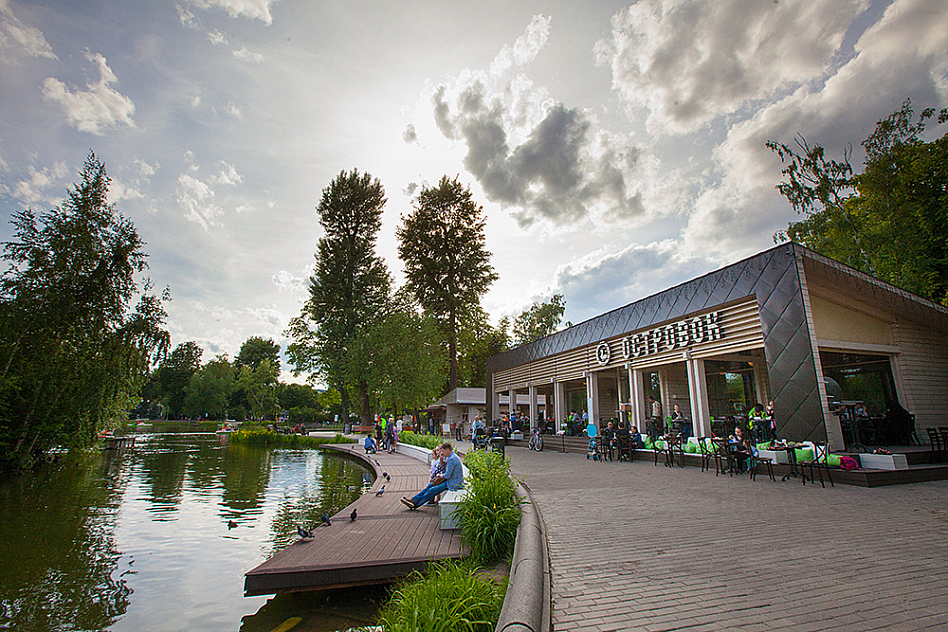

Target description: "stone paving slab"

left=505, top=446, right=948, bottom=632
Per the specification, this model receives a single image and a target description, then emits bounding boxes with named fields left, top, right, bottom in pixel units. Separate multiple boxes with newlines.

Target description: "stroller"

left=585, top=425, right=601, bottom=461
left=473, top=428, right=489, bottom=450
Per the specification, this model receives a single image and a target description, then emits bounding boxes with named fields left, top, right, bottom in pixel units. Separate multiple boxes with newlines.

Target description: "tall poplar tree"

left=286, top=169, right=390, bottom=424
left=397, top=176, right=498, bottom=391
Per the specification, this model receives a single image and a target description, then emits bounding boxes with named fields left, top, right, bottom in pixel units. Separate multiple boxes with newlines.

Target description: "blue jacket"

left=441, top=451, right=464, bottom=491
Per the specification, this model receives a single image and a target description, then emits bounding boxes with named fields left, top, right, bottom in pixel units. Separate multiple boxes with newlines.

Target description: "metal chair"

left=927, top=428, right=942, bottom=452
left=800, top=442, right=834, bottom=488
left=749, top=451, right=776, bottom=481
left=697, top=437, right=714, bottom=472
left=616, top=434, right=633, bottom=462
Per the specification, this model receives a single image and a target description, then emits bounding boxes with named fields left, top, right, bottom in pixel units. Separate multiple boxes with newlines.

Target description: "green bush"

left=377, top=560, right=505, bottom=632
left=228, top=429, right=354, bottom=448
left=457, top=450, right=521, bottom=564
left=398, top=430, right=443, bottom=450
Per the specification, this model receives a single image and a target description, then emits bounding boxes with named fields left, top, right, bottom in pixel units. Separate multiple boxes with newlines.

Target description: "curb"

left=495, top=481, right=551, bottom=632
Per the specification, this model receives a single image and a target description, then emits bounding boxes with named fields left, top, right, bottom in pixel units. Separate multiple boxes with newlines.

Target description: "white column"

left=508, top=388, right=517, bottom=418
left=554, top=380, right=566, bottom=433
left=490, top=375, right=501, bottom=421
left=529, top=385, right=538, bottom=430
left=631, top=368, right=647, bottom=431
left=686, top=355, right=711, bottom=437
left=586, top=371, right=600, bottom=429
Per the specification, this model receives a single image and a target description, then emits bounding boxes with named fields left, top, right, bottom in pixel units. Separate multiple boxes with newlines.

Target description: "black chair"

left=711, top=439, right=734, bottom=476
left=927, top=428, right=942, bottom=452
left=596, top=436, right=612, bottom=462
left=616, top=434, right=633, bottom=462
left=800, top=442, right=834, bottom=488
left=697, top=437, right=714, bottom=472
left=653, top=436, right=671, bottom=466
left=749, top=451, right=776, bottom=482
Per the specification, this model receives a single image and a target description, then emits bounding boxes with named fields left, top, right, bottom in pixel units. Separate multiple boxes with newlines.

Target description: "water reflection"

left=0, top=433, right=375, bottom=631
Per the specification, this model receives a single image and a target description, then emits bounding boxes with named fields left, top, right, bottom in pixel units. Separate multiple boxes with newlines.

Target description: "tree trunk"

left=337, top=381, right=350, bottom=426
left=358, top=381, right=372, bottom=426
left=448, top=308, right=458, bottom=391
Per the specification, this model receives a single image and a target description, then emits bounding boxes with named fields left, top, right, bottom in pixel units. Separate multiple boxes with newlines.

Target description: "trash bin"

left=344, top=423, right=352, bottom=434
left=490, top=436, right=506, bottom=458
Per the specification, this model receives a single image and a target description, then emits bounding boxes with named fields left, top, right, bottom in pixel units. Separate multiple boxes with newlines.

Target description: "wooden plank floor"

left=244, top=444, right=466, bottom=595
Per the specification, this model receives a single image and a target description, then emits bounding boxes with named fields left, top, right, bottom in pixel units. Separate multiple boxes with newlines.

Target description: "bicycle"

left=528, top=427, right=544, bottom=452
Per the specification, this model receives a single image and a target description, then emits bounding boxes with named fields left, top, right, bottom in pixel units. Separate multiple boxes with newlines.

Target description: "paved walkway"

left=504, top=446, right=948, bottom=632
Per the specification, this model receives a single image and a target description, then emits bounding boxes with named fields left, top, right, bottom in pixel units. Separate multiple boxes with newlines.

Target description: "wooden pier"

left=244, top=444, right=466, bottom=596
left=101, top=435, right=135, bottom=450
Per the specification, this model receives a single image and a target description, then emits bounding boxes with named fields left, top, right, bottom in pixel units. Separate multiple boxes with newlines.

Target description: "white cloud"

left=42, top=51, right=135, bottom=135
left=212, top=161, right=242, bottom=185
left=233, top=46, right=263, bottom=63
left=429, top=16, right=650, bottom=228
left=595, top=0, right=869, bottom=135
left=11, top=161, right=68, bottom=206
left=225, top=101, right=243, bottom=119
left=272, top=269, right=307, bottom=300
left=177, top=172, right=222, bottom=231
left=189, top=0, right=280, bottom=25
left=0, top=0, right=57, bottom=63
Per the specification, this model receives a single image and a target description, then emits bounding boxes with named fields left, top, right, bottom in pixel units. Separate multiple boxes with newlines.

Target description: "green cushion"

left=684, top=442, right=697, bottom=453
left=654, top=440, right=665, bottom=450
left=757, top=442, right=771, bottom=451
left=643, top=437, right=653, bottom=449
left=795, top=448, right=814, bottom=462
left=827, top=454, right=842, bottom=467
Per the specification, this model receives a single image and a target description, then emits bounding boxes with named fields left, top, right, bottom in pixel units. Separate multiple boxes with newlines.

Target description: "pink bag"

left=839, top=456, right=859, bottom=470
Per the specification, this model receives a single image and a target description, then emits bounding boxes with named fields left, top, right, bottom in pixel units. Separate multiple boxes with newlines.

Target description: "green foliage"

left=512, top=293, right=566, bottom=346
left=152, top=341, right=203, bottom=418
left=457, top=450, right=522, bottom=564
left=397, top=176, right=498, bottom=391
left=287, top=169, right=391, bottom=424
left=234, top=357, right=280, bottom=420
left=0, top=152, right=169, bottom=470
left=769, top=99, right=948, bottom=304
left=456, top=307, right=509, bottom=388
left=398, top=430, right=443, bottom=450
left=349, top=290, right=447, bottom=414
left=376, top=559, right=505, bottom=632
left=184, top=355, right=234, bottom=419
left=228, top=429, right=354, bottom=447
left=235, top=336, right=280, bottom=372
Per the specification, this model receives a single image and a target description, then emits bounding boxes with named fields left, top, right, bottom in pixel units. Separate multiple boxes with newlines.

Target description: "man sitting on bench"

left=401, top=442, right=463, bottom=509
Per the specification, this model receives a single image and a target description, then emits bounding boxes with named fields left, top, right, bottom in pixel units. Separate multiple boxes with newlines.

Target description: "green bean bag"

left=794, top=448, right=814, bottom=462
left=827, top=454, right=842, bottom=467
left=684, top=442, right=697, bottom=453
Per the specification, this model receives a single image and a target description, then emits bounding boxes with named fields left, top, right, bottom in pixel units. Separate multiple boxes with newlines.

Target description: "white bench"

left=857, top=453, right=908, bottom=470
left=439, top=488, right=468, bottom=530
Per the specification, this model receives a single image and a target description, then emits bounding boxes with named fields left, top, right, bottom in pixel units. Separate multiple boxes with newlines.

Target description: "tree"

left=153, top=341, right=203, bottom=419
left=184, top=355, right=235, bottom=419
left=235, top=336, right=280, bottom=372
left=286, top=169, right=391, bottom=424
left=0, top=152, right=169, bottom=469
left=396, top=176, right=498, bottom=391
left=512, top=294, right=566, bottom=345
left=768, top=99, right=948, bottom=303
left=456, top=308, right=509, bottom=389
left=351, top=291, right=447, bottom=416
left=235, top=358, right=280, bottom=420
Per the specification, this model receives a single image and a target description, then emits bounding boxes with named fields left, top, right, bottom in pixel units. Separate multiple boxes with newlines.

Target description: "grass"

left=375, top=560, right=505, bottom=632
left=228, top=429, right=354, bottom=448
left=456, top=450, right=522, bottom=565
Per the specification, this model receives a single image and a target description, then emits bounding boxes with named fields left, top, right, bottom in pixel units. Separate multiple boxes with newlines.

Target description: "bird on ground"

left=375, top=485, right=385, bottom=497
left=382, top=472, right=390, bottom=481
left=297, top=525, right=315, bottom=539
left=321, top=511, right=332, bottom=527
left=350, top=508, right=357, bottom=522
left=227, top=520, right=238, bottom=530
left=374, top=459, right=380, bottom=466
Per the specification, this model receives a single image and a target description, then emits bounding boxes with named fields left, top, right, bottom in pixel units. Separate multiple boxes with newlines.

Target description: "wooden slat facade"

left=244, top=445, right=466, bottom=596
left=492, top=297, right=764, bottom=393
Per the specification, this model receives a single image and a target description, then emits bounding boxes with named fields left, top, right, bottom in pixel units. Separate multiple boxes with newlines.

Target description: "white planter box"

left=758, top=449, right=790, bottom=464
left=439, top=489, right=467, bottom=530
left=857, top=453, right=908, bottom=470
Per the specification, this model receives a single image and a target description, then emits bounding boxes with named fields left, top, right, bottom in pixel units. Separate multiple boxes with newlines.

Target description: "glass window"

left=704, top=360, right=758, bottom=418
left=819, top=351, right=897, bottom=415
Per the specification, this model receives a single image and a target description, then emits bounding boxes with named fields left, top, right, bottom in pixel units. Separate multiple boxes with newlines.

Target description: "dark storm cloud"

left=434, top=83, right=644, bottom=227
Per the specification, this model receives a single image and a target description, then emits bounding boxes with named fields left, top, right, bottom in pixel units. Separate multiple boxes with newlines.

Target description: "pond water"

left=0, top=433, right=386, bottom=632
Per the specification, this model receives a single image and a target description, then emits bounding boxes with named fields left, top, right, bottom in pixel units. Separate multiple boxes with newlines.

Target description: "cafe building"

left=485, top=243, right=948, bottom=452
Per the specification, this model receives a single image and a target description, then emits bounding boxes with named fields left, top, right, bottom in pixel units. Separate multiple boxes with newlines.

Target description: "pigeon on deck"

left=350, top=508, right=357, bottom=522
left=227, top=520, right=238, bottom=530
left=297, top=525, right=315, bottom=539
left=321, top=511, right=332, bottom=527
left=375, top=485, right=385, bottom=497
left=383, top=472, right=390, bottom=482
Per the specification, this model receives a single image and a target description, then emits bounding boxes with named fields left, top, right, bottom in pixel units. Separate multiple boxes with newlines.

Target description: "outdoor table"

left=770, top=443, right=808, bottom=482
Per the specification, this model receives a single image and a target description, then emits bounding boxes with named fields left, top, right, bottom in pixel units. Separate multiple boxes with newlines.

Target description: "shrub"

left=376, top=560, right=505, bottom=632
left=397, top=430, right=443, bottom=450
left=457, top=450, right=521, bottom=564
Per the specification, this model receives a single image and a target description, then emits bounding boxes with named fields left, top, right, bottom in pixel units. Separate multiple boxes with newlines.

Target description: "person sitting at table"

left=728, top=426, right=753, bottom=473
left=629, top=425, right=646, bottom=449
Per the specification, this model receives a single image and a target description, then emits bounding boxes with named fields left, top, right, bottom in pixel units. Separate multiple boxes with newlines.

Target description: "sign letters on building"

left=622, top=311, right=723, bottom=359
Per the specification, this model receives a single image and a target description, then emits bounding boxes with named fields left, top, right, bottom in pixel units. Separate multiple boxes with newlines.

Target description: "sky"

left=1, top=0, right=946, bottom=384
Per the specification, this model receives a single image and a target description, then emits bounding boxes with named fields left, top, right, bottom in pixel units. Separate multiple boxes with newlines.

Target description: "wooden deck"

left=244, top=444, right=466, bottom=596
